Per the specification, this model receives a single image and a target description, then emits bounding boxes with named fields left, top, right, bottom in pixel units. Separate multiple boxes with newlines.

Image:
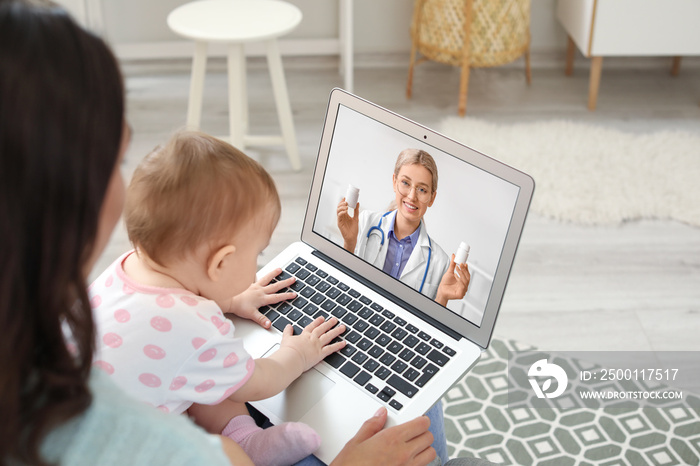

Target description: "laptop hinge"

left=312, top=250, right=463, bottom=342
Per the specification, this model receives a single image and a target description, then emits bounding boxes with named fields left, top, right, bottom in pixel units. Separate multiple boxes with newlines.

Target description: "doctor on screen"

left=336, top=149, right=469, bottom=306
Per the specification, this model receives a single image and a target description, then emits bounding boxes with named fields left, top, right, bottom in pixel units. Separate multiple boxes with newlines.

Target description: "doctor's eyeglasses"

left=396, top=179, right=432, bottom=202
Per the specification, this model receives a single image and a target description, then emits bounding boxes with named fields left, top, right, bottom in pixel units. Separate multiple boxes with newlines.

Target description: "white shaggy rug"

left=439, top=118, right=700, bottom=227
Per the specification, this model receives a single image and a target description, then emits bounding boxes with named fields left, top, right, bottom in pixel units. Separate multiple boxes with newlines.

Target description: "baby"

left=89, top=130, right=346, bottom=466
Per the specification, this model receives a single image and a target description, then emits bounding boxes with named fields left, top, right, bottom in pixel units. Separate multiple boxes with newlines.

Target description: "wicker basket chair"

left=407, top=0, right=531, bottom=116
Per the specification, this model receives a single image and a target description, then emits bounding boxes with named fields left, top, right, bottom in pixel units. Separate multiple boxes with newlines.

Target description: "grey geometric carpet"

left=442, top=339, right=700, bottom=465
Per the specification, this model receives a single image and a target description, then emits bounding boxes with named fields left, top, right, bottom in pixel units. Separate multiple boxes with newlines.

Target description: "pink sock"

left=222, top=415, right=321, bottom=466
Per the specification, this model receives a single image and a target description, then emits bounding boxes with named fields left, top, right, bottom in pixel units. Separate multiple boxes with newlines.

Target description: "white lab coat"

left=355, top=210, right=449, bottom=299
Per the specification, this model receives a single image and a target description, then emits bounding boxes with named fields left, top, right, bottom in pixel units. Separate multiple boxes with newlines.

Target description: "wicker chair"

left=407, top=0, right=531, bottom=116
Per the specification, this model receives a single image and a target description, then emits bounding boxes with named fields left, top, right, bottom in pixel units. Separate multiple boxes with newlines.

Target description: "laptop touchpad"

left=256, top=344, right=335, bottom=422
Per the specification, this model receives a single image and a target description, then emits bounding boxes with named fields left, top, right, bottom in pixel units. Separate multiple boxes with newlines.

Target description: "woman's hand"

left=337, top=198, right=359, bottom=252
left=280, top=316, right=347, bottom=372
left=435, top=254, right=470, bottom=306
left=223, top=268, right=297, bottom=329
left=219, top=436, right=254, bottom=466
left=331, top=407, right=436, bottom=466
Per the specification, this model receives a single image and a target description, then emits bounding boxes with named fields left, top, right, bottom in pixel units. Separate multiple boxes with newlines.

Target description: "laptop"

left=231, top=89, right=534, bottom=463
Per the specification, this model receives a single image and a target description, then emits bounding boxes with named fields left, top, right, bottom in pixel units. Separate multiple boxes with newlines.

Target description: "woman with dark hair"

left=0, top=2, right=443, bottom=465
left=0, top=1, right=240, bottom=464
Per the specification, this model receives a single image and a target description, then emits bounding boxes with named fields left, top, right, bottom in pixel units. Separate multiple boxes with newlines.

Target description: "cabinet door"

left=558, top=0, right=700, bottom=57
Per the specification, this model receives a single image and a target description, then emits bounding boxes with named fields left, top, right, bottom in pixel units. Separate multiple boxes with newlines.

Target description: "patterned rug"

left=441, top=339, right=700, bottom=465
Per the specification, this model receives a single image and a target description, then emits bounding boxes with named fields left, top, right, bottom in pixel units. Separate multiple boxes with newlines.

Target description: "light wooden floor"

left=95, top=58, right=700, bottom=375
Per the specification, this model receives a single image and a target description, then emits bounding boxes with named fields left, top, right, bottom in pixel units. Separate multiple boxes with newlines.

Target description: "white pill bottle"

left=345, top=184, right=359, bottom=209
left=455, top=242, right=470, bottom=265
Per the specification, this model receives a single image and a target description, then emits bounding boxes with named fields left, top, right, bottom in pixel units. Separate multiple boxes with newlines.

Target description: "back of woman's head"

left=0, top=1, right=124, bottom=463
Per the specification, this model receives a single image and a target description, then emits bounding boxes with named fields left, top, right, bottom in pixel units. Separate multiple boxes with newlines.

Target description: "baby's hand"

left=226, top=268, right=297, bottom=329
left=280, top=317, right=346, bottom=372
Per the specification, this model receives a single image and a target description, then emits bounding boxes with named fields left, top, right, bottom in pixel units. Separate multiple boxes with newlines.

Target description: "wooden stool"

left=168, top=0, right=302, bottom=170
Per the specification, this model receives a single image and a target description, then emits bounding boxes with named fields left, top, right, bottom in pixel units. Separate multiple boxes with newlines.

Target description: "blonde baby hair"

left=125, top=130, right=280, bottom=266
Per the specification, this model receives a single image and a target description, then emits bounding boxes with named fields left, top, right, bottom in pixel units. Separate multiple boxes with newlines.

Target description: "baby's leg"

left=188, top=401, right=321, bottom=466
left=189, top=399, right=250, bottom=434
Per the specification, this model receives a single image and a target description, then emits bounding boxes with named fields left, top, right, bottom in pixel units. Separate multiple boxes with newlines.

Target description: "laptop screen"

left=304, top=90, right=533, bottom=348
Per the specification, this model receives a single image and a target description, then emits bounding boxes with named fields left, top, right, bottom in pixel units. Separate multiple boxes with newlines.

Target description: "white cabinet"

left=556, top=0, right=700, bottom=109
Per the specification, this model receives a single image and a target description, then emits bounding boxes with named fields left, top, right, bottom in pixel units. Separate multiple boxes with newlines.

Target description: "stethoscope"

left=366, top=211, right=432, bottom=293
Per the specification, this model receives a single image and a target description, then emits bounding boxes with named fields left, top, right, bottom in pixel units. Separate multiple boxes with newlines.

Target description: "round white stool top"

left=167, top=0, right=302, bottom=43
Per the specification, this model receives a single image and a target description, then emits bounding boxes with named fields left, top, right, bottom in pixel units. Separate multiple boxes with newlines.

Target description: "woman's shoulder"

left=41, top=370, right=229, bottom=466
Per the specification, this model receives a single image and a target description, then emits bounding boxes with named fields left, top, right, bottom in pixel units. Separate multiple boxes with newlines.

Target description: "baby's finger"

left=267, top=276, right=296, bottom=293
left=282, top=324, right=294, bottom=338
left=321, top=339, right=347, bottom=356
left=265, top=290, right=297, bottom=306
left=303, top=316, right=326, bottom=333
left=258, top=268, right=283, bottom=286
left=252, top=310, right=272, bottom=329
left=320, top=322, right=346, bottom=344
left=313, top=316, right=340, bottom=336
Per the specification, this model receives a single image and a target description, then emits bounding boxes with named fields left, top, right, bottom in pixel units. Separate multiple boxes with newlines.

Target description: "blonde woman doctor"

left=336, top=149, right=469, bottom=306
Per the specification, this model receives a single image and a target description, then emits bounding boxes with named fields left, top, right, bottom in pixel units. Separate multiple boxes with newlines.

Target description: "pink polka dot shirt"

left=90, top=251, right=254, bottom=414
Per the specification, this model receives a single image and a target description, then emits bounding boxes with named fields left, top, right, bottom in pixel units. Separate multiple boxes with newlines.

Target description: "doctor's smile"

left=394, top=164, right=436, bottom=227
left=403, top=201, right=418, bottom=211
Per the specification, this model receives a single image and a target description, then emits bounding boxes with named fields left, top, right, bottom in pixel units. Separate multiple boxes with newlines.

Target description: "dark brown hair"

left=125, top=130, right=280, bottom=266
left=0, top=1, right=125, bottom=463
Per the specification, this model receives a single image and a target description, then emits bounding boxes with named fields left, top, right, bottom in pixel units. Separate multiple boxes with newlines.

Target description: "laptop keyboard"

left=259, top=257, right=456, bottom=411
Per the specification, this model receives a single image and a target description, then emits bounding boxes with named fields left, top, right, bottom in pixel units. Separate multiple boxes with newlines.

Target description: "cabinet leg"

left=565, top=36, right=575, bottom=76
left=524, top=47, right=532, bottom=85
left=458, top=62, right=471, bottom=117
left=407, top=42, right=416, bottom=99
left=588, top=56, right=603, bottom=111
left=671, top=56, right=682, bottom=77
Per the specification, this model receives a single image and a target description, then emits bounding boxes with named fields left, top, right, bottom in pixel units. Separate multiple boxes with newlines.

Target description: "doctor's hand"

left=223, top=268, right=297, bottom=329
left=435, top=254, right=470, bottom=306
left=337, top=198, right=359, bottom=253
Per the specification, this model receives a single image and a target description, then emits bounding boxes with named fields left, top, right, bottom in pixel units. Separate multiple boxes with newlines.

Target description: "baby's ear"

left=206, top=244, right=236, bottom=282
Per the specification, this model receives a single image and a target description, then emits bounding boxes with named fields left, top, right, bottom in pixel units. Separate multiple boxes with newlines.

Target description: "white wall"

left=95, top=0, right=566, bottom=58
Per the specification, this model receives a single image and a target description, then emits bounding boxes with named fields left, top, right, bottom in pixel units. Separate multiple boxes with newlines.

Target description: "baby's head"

left=125, top=130, right=280, bottom=294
